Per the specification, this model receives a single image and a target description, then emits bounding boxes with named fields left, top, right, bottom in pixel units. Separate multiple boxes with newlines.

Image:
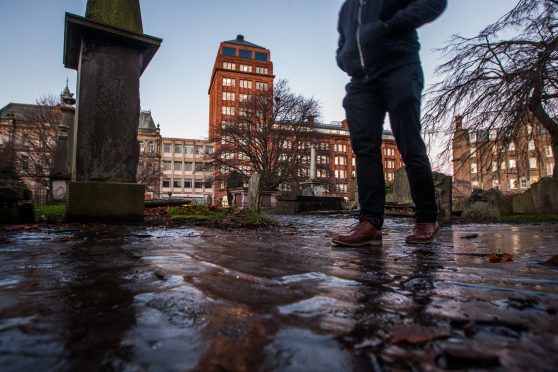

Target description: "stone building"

left=159, top=137, right=214, bottom=203
left=137, top=110, right=162, bottom=199
left=0, top=91, right=68, bottom=203
left=208, top=34, right=274, bottom=141
left=312, top=120, right=402, bottom=197
left=452, top=116, right=555, bottom=207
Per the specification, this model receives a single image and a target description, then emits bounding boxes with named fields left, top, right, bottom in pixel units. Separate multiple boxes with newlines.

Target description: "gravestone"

left=386, top=166, right=453, bottom=222
left=63, top=0, right=162, bottom=222
left=462, top=188, right=512, bottom=221
left=0, top=157, right=34, bottom=224
left=247, top=173, right=261, bottom=213
left=512, top=177, right=558, bottom=214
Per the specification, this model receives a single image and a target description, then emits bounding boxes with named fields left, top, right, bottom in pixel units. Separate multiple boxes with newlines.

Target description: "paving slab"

left=0, top=216, right=557, bottom=371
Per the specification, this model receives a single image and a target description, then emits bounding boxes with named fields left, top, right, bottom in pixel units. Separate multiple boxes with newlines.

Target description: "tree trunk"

left=529, top=93, right=558, bottom=178
left=551, top=134, right=558, bottom=178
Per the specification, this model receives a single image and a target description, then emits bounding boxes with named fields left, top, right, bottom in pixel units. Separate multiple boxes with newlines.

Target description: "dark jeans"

left=343, top=63, right=437, bottom=227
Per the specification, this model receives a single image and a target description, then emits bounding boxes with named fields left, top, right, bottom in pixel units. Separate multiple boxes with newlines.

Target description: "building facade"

left=159, top=137, right=214, bottom=203
left=137, top=111, right=162, bottom=199
left=452, top=116, right=555, bottom=205
left=208, top=34, right=274, bottom=140
left=312, top=120, right=402, bottom=196
left=0, top=101, right=63, bottom=203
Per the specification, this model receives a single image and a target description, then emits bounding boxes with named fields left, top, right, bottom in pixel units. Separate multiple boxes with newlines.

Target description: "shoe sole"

left=332, top=239, right=382, bottom=247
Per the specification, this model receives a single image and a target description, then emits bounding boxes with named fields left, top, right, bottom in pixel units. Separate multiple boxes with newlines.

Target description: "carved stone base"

left=66, top=181, right=144, bottom=222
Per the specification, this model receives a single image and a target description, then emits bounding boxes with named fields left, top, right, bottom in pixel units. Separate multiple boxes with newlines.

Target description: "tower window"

left=255, top=52, right=268, bottom=61
left=240, top=49, right=252, bottom=59
left=223, top=47, right=236, bottom=56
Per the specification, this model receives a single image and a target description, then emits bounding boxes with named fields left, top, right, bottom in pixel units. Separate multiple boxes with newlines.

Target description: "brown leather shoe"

left=405, top=221, right=440, bottom=244
left=332, top=219, right=382, bottom=247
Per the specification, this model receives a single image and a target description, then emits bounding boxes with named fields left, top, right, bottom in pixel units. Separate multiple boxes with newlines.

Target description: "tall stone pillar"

left=63, top=0, right=162, bottom=222
left=49, top=84, right=76, bottom=202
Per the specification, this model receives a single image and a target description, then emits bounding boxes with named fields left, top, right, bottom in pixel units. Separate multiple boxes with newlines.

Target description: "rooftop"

left=222, top=34, right=265, bottom=50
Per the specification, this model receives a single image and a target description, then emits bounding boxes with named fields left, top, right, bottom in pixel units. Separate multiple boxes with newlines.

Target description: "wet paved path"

left=1, top=216, right=557, bottom=371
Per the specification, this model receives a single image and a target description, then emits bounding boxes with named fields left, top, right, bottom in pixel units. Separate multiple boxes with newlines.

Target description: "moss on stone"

left=86, top=0, right=143, bottom=34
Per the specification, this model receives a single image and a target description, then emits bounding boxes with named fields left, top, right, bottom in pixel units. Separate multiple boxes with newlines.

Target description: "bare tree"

left=137, top=152, right=162, bottom=197
left=212, top=79, right=321, bottom=191
left=423, top=0, right=558, bottom=177
left=12, top=96, right=61, bottom=201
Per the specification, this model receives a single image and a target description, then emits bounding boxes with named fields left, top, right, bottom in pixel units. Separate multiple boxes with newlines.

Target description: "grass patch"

left=168, top=205, right=276, bottom=227
left=35, top=204, right=65, bottom=222
left=501, top=214, right=558, bottom=223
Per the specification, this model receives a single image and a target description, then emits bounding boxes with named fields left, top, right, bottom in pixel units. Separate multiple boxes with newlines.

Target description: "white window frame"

left=528, top=140, right=535, bottom=151
left=240, top=80, right=252, bottom=89
left=469, top=132, right=477, bottom=143
left=509, top=159, right=516, bottom=169
left=239, top=64, right=252, bottom=72
left=470, top=163, right=477, bottom=174
left=222, top=106, right=235, bottom=116
left=222, top=92, right=235, bottom=101
left=223, top=62, right=236, bottom=70
left=256, top=82, right=268, bottom=91
left=222, top=77, right=235, bottom=87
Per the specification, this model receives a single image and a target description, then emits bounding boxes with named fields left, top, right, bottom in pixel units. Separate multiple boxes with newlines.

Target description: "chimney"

left=454, top=115, right=463, bottom=130
left=307, top=115, right=315, bottom=124
left=342, top=119, right=349, bottom=129
left=236, top=34, right=244, bottom=42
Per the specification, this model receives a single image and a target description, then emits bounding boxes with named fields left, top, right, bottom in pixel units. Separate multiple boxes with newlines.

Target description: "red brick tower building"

left=208, top=35, right=274, bottom=140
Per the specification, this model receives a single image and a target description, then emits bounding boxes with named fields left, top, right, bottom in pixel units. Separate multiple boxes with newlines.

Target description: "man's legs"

left=332, top=80, right=386, bottom=247
left=343, top=80, right=387, bottom=226
left=383, top=64, right=439, bottom=241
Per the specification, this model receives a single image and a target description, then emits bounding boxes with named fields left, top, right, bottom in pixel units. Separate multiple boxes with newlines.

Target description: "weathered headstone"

left=433, top=171, right=453, bottom=222
left=462, top=188, right=512, bottom=221
left=0, top=155, right=34, bottom=224
left=63, top=0, right=162, bottom=222
left=512, top=177, right=558, bottom=214
left=386, top=166, right=453, bottom=221
left=386, top=166, right=414, bottom=205
left=247, top=173, right=261, bottom=213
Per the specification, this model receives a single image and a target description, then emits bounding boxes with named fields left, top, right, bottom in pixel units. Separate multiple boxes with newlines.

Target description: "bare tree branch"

left=423, top=0, right=558, bottom=177
left=210, top=79, right=322, bottom=191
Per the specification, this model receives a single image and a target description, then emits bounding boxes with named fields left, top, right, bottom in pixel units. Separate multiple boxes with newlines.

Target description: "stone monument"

left=49, top=83, right=75, bottom=203
left=63, top=0, right=162, bottom=222
left=300, top=146, right=324, bottom=196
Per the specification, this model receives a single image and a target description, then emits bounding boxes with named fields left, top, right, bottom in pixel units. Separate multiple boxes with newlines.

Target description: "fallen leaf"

left=488, top=254, right=502, bottom=263
left=502, top=253, right=513, bottom=262
left=390, top=324, right=451, bottom=344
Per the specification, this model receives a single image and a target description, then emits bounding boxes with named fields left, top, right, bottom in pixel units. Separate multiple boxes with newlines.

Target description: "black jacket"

left=336, top=0, right=446, bottom=80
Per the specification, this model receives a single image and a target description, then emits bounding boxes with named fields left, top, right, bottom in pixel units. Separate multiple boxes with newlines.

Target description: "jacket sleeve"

left=384, top=0, right=447, bottom=32
left=336, top=3, right=347, bottom=71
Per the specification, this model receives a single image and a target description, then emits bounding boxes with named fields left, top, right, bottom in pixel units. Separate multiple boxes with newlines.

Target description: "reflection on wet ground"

left=1, top=216, right=557, bottom=371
